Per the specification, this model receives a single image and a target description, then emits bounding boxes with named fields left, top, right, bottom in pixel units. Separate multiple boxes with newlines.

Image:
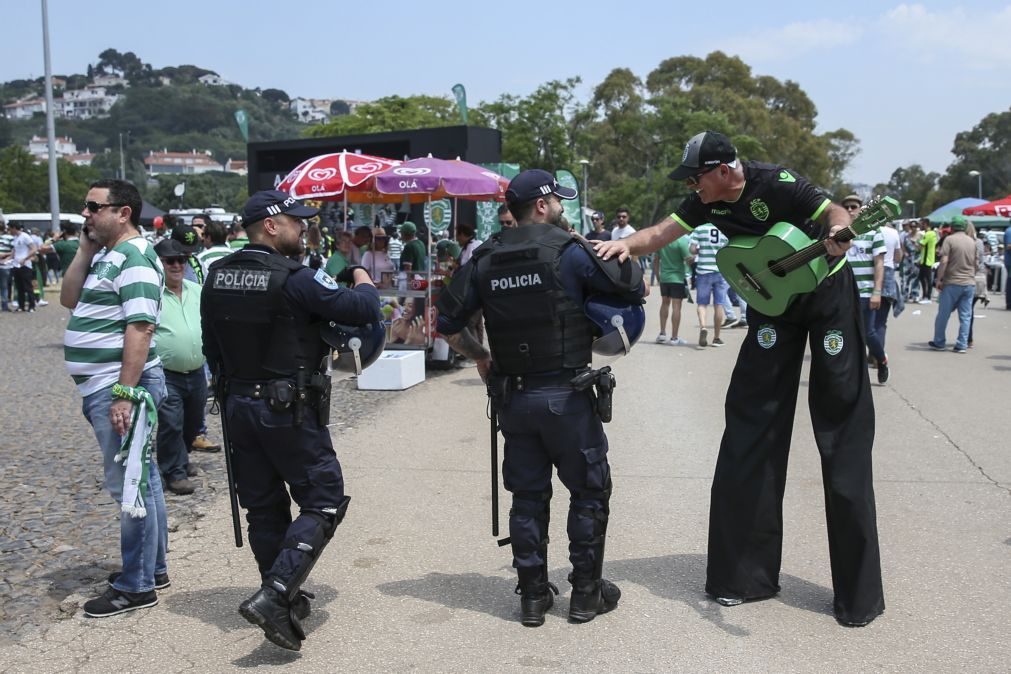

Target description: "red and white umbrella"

left=276, top=151, right=400, bottom=200
left=963, top=195, right=1011, bottom=218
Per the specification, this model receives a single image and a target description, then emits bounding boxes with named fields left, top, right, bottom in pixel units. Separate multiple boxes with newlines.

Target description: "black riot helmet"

left=584, top=295, right=645, bottom=357
left=322, top=320, right=387, bottom=375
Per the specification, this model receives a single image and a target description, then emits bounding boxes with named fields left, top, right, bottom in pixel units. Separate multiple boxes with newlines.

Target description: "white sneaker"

left=917, top=299, right=932, bottom=304
left=36, top=300, right=49, bottom=307
left=655, top=332, right=668, bottom=344
left=667, top=337, right=687, bottom=346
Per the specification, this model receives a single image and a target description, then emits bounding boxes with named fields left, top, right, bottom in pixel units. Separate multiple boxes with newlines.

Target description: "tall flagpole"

left=41, top=0, right=60, bottom=232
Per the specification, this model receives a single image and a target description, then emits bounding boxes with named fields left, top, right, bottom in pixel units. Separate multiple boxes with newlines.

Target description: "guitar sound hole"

left=767, top=261, right=787, bottom=278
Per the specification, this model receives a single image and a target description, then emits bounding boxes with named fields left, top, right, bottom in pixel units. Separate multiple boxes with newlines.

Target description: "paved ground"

left=0, top=289, right=1008, bottom=671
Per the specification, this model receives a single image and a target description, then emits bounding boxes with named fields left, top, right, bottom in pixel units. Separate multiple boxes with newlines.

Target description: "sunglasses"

left=843, top=203, right=861, bottom=211
left=84, top=201, right=124, bottom=213
left=685, top=165, right=720, bottom=187
left=161, top=257, right=187, bottom=266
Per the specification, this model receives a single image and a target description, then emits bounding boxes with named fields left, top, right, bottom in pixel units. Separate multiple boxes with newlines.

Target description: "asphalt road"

left=1, top=291, right=1007, bottom=672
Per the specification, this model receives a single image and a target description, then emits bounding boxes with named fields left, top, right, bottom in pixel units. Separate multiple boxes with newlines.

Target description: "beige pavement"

left=2, top=292, right=1008, bottom=672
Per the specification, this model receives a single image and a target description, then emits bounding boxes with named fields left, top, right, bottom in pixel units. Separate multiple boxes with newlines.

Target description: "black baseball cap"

left=170, top=224, right=201, bottom=253
left=668, top=131, right=738, bottom=181
left=505, top=169, right=577, bottom=205
left=241, top=189, right=319, bottom=227
left=154, top=238, right=188, bottom=258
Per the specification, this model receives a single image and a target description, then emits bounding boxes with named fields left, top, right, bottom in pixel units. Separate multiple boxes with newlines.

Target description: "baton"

left=489, top=394, right=499, bottom=538
left=216, top=381, right=244, bottom=548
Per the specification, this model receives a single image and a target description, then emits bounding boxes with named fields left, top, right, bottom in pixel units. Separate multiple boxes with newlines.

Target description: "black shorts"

left=660, top=282, right=687, bottom=299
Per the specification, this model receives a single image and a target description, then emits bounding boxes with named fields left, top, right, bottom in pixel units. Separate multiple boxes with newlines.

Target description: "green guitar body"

left=716, top=222, right=829, bottom=317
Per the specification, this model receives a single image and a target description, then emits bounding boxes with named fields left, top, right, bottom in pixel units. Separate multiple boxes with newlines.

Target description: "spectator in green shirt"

left=399, top=221, right=427, bottom=272
left=654, top=236, right=693, bottom=345
left=153, top=238, right=206, bottom=496
left=53, top=223, right=81, bottom=278
left=324, top=231, right=354, bottom=279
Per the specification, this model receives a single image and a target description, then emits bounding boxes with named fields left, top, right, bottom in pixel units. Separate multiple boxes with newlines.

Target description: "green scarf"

left=111, top=384, right=158, bottom=518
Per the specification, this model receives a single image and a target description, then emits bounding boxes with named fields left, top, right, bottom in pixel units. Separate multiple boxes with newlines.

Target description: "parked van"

left=1, top=212, right=86, bottom=233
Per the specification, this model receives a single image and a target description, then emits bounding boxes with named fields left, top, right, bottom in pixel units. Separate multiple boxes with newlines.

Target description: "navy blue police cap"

left=505, top=169, right=578, bottom=205
left=241, top=190, right=319, bottom=227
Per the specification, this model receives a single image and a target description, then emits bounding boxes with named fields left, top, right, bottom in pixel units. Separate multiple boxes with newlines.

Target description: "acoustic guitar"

left=716, top=196, right=901, bottom=316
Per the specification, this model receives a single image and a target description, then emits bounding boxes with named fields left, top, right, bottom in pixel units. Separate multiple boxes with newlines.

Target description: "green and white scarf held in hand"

left=111, top=384, right=158, bottom=518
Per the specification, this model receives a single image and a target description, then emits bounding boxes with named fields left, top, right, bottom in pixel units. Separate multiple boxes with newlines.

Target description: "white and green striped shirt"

left=64, top=237, right=164, bottom=396
left=846, top=230, right=886, bottom=298
left=196, top=244, right=233, bottom=279
left=692, top=223, right=728, bottom=274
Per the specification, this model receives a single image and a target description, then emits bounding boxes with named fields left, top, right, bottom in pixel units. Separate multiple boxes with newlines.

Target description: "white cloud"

left=727, top=19, right=864, bottom=62
left=881, top=3, right=1011, bottom=69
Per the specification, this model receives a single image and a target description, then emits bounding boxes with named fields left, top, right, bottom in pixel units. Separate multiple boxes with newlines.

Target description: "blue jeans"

left=82, top=366, right=168, bottom=593
left=932, top=284, right=974, bottom=350
left=157, top=368, right=208, bottom=482
left=0, top=268, right=11, bottom=308
left=860, top=298, right=886, bottom=362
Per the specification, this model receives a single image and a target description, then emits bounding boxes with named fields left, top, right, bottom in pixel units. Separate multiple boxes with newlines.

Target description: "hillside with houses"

left=0, top=49, right=364, bottom=194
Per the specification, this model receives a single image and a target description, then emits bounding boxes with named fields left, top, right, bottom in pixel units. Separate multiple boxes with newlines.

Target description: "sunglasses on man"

left=685, top=165, right=720, bottom=187
left=84, top=201, right=124, bottom=213
left=160, top=257, right=188, bottom=266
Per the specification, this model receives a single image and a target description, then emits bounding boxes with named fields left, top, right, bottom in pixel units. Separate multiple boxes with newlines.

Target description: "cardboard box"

left=356, top=350, right=426, bottom=390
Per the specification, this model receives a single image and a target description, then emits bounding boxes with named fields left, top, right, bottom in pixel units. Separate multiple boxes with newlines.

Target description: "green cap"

left=400, top=221, right=417, bottom=236
left=950, top=215, right=968, bottom=231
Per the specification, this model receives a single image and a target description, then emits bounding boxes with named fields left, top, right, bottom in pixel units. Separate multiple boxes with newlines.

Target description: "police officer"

left=436, top=170, right=646, bottom=627
left=200, top=190, right=381, bottom=651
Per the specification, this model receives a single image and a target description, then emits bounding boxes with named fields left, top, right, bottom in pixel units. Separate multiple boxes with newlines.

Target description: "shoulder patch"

left=778, top=170, right=796, bottom=183
left=313, top=268, right=339, bottom=290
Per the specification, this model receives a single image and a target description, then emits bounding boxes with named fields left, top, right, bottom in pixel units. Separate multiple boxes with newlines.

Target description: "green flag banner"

left=452, top=84, right=468, bottom=125
left=477, top=163, right=521, bottom=239
left=555, top=170, right=582, bottom=233
left=424, top=198, right=452, bottom=234
left=234, top=109, right=249, bottom=143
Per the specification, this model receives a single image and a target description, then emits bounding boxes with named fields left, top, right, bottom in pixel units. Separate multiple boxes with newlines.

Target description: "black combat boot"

left=239, top=586, right=303, bottom=651
left=568, top=576, right=621, bottom=624
left=516, top=568, right=559, bottom=627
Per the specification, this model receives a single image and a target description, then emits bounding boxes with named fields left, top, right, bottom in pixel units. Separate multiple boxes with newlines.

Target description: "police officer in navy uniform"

left=200, top=190, right=381, bottom=650
left=595, top=131, right=884, bottom=627
left=436, top=170, right=646, bottom=627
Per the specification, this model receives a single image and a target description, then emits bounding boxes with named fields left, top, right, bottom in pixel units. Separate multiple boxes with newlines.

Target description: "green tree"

left=262, top=88, right=289, bottom=104
left=870, top=165, right=941, bottom=217
left=306, top=95, right=457, bottom=137
left=0, top=146, right=98, bottom=213
left=937, top=108, right=1011, bottom=202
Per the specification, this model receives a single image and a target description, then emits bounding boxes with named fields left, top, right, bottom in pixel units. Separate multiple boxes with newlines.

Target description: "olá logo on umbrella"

left=393, top=167, right=431, bottom=176
left=308, top=168, right=337, bottom=181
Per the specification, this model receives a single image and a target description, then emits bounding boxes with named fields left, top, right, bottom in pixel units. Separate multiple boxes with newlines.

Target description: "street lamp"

left=905, top=200, right=916, bottom=218
left=578, top=159, right=591, bottom=232
left=968, top=170, right=982, bottom=199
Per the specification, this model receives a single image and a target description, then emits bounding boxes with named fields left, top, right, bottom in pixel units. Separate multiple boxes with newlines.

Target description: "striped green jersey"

left=846, top=230, right=886, bottom=297
left=63, top=237, right=164, bottom=396
left=692, top=224, right=728, bottom=274
left=196, top=245, right=233, bottom=279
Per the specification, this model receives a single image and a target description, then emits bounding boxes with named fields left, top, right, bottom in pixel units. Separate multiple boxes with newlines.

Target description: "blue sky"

left=4, top=1, right=1010, bottom=188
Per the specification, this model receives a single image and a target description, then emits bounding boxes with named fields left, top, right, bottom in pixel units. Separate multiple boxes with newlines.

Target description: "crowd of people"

left=16, top=131, right=1010, bottom=652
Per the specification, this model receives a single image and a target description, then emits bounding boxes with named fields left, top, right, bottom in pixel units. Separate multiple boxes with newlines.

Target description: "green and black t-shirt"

left=671, top=161, right=830, bottom=239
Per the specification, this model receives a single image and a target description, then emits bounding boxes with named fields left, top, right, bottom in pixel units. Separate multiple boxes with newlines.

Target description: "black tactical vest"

left=474, top=224, right=594, bottom=375
left=203, top=249, right=327, bottom=380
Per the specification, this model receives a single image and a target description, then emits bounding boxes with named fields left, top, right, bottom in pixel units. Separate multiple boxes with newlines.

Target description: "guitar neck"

left=776, top=226, right=855, bottom=272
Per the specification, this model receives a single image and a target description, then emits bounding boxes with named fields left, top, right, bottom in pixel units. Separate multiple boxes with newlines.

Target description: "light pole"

left=905, top=200, right=916, bottom=218
left=968, top=170, right=982, bottom=199
left=578, top=159, right=590, bottom=232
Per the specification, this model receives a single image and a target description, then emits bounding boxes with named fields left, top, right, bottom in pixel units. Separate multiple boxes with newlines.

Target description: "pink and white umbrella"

left=276, top=151, right=400, bottom=200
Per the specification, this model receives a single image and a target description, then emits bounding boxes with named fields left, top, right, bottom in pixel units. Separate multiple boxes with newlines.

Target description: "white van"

left=1, top=212, right=86, bottom=233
